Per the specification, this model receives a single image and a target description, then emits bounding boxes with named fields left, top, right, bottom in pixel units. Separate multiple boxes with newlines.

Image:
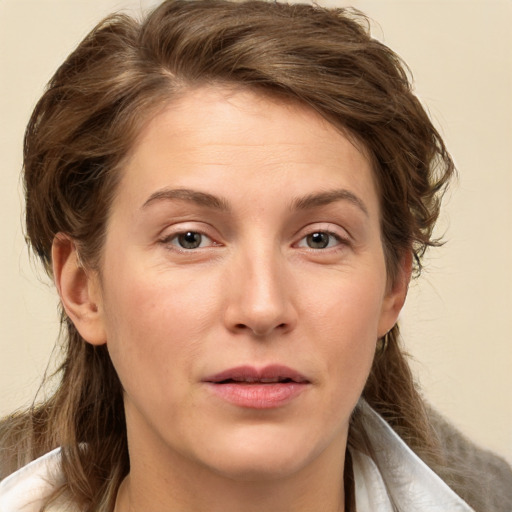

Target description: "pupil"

left=308, top=232, right=329, bottom=249
left=179, top=232, right=201, bottom=249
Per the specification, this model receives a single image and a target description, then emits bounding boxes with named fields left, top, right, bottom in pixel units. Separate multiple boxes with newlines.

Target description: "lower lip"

left=205, top=382, right=308, bottom=409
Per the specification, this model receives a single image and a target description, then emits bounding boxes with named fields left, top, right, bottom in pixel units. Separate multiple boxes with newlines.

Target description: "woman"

left=0, top=1, right=509, bottom=511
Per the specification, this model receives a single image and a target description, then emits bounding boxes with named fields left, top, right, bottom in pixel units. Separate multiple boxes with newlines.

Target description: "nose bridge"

left=225, top=239, right=295, bottom=337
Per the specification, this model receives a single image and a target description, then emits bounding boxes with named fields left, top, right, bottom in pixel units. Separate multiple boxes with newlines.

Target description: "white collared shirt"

left=352, top=401, right=474, bottom=511
left=0, top=403, right=474, bottom=512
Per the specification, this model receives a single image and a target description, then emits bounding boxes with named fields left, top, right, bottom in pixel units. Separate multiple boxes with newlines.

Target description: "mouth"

left=204, top=364, right=309, bottom=384
left=217, top=377, right=301, bottom=384
left=203, top=365, right=310, bottom=409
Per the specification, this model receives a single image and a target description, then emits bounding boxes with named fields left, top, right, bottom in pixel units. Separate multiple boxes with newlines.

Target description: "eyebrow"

left=142, top=188, right=230, bottom=211
left=292, top=189, right=369, bottom=216
left=141, top=187, right=368, bottom=217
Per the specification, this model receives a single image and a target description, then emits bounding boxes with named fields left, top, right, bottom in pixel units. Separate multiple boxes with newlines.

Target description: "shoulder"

left=0, top=448, right=76, bottom=512
left=355, top=400, right=476, bottom=511
left=428, top=406, right=512, bottom=512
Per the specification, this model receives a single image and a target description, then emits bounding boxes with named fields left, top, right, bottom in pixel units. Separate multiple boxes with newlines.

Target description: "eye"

left=165, top=231, right=214, bottom=250
left=297, top=231, right=341, bottom=249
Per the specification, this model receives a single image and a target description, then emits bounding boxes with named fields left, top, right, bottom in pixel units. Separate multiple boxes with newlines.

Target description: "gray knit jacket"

left=429, top=407, right=512, bottom=512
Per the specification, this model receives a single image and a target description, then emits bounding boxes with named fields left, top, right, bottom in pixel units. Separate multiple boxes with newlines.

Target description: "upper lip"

left=203, top=365, right=310, bottom=384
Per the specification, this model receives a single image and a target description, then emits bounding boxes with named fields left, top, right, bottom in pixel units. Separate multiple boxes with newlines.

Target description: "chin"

left=210, top=452, right=311, bottom=482
left=198, top=425, right=336, bottom=482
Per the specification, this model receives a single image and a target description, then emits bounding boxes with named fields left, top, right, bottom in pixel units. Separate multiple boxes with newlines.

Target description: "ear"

left=52, top=234, right=107, bottom=346
left=377, top=251, right=413, bottom=338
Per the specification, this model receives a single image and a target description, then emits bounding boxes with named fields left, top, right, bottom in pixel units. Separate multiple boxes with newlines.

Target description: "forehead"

left=116, top=85, right=378, bottom=217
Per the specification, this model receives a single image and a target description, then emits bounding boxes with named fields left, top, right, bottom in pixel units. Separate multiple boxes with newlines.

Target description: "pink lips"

left=203, top=365, right=310, bottom=409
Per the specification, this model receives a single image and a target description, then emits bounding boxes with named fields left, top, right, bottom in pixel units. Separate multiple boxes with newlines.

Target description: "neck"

left=116, top=472, right=346, bottom=512
left=115, top=430, right=348, bottom=512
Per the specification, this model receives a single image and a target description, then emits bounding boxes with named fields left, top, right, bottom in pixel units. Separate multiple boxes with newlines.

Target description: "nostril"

left=232, top=322, right=288, bottom=337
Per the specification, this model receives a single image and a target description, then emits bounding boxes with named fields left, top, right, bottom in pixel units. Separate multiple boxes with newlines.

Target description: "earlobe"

left=52, top=234, right=107, bottom=346
left=378, top=251, right=413, bottom=337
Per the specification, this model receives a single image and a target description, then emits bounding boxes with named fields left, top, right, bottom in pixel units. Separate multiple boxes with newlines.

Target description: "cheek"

left=302, top=267, right=386, bottom=391
left=304, top=265, right=386, bottom=341
left=99, top=264, right=220, bottom=398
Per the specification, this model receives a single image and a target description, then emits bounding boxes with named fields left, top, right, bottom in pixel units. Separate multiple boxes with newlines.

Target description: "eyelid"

left=165, top=232, right=215, bottom=249
left=293, top=223, right=351, bottom=247
left=296, top=232, right=344, bottom=251
left=158, top=223, right=222, bottom=251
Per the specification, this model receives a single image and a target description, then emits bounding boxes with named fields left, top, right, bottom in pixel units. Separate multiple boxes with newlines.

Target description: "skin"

left=53, top=86, right=410, bottom=512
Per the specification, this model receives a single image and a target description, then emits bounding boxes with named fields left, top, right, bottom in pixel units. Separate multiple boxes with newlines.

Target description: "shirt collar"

left=0, top=402, right=475, bottom=512
left=352, top=400, right=475, bottom=512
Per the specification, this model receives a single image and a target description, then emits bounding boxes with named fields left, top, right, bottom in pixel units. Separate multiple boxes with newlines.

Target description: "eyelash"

left=159, top=228, right=348, bottom=253
left=295, top=230, right=346, bottom=250
left=159, top=230, right=217, bottom=251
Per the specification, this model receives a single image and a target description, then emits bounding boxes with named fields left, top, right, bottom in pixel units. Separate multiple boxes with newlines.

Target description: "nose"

left=223, top=248, right=297, bottom=338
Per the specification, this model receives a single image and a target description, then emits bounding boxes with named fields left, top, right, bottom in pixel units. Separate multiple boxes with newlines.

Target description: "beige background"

left=1, top=0, right=510, bottom=463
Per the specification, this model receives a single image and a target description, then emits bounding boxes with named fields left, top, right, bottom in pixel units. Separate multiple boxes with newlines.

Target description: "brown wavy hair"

left=1, top=1, right=456, bottom=510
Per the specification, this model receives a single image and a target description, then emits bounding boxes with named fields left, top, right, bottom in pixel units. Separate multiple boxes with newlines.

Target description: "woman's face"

left=85, top=87, right=407, bottom=481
